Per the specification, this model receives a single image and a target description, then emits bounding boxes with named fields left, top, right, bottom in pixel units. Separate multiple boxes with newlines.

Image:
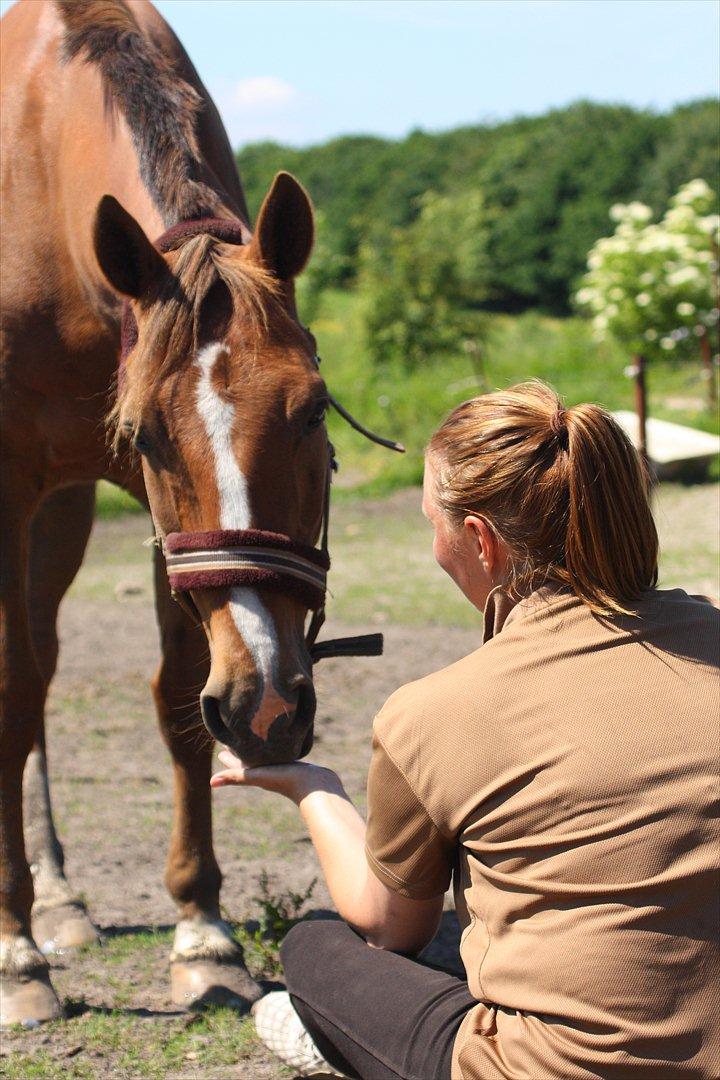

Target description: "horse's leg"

left=0, top=479, right=61, bottom=1026
left=152, top=548, right=261, bottom=1012
left=24, top=485, right=100, bottom=955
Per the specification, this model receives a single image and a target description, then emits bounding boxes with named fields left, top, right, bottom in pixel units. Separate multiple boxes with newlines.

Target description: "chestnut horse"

left=1, top=0, right=331, bottom=1025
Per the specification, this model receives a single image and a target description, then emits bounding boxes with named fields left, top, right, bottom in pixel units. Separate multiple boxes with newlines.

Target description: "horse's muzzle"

left=200, top=680, right=316, bottom=766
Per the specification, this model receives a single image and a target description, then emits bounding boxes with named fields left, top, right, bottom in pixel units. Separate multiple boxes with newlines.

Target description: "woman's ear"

left=248, top=172, right=314, bottom=281
left=463, top=515, right=497, bottom=570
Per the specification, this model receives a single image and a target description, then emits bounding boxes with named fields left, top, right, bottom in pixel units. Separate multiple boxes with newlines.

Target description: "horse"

left=1, top=0, right=336, bottom=1025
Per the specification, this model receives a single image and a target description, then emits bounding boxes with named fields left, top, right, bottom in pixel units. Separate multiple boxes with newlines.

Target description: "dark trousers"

left=280, top=919, right=476, bottom=1080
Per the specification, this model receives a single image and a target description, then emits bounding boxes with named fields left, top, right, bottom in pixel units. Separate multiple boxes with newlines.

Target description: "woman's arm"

left=211, top=752, right=444, bottom=955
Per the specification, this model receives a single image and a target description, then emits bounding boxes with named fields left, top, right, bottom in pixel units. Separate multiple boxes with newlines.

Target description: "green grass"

left=95, top=481, right=144, bottom=520
left=2, top=1009, right=264, bottom=1080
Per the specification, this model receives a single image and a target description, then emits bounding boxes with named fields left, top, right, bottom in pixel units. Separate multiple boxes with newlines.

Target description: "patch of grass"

left=95, top=480, right=144, bottom=519
left=99, top=927, right=174, bottom=965
left=1, top=1050, right=97, bottom=1080
left=2, top=1009, right=264, bottom=1080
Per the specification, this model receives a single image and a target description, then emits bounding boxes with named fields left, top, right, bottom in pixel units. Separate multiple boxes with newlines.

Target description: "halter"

left=119, top=217, right=404, bottom=664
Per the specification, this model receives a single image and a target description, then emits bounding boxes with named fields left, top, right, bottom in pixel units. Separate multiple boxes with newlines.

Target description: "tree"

left=575, top=179, right=719, bottom=361
left=360, top=190, right=490, bottom=367
left=235, top=100, right=719, bottom=310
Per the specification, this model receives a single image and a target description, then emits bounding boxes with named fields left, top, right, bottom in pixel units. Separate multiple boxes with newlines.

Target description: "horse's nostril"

left=295, top=680, right=316, bottom=726
left=200, top=694, right=231, bottom=745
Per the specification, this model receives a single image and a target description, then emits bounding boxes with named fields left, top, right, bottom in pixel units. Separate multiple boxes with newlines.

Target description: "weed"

left=229, top=870, right=317, bottom=978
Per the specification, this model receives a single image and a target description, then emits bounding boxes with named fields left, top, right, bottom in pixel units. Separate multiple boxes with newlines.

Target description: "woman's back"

left=368, top=586, right=720, bottom=1078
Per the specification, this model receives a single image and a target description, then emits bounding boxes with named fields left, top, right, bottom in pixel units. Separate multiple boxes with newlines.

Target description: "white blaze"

left=195, top=343, right=250, bottom=531
left=195, top=343, right=280, bottom=710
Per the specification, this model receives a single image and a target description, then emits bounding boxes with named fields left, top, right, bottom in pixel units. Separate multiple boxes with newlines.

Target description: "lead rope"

left=305, top=354, right=403, bottom=664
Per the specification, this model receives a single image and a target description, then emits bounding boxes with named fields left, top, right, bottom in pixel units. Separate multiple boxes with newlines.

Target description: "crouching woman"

left=213, top=381, right=719, bottom=1080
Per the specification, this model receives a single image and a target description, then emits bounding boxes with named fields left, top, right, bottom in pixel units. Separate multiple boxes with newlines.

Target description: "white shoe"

left=252, top=990, right=347, bottom=1077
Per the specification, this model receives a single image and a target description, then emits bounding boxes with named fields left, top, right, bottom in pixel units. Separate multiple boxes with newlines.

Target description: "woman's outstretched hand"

left=210, top=749, right=343, bottom=805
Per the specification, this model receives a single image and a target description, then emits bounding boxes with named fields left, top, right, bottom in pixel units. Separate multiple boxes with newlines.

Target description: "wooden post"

left=632, top=353, right=648, bottom=467
left=699, top=329, right=717, bottom=411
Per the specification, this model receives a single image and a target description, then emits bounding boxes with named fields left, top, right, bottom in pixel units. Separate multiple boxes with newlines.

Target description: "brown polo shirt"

left=366, top=586, right=720, bottom=1079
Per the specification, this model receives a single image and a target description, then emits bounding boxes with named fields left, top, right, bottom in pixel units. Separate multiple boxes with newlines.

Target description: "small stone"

left=114, top=582, right=145, bottom=602
left=21, top=1019, right=41, bottom=1030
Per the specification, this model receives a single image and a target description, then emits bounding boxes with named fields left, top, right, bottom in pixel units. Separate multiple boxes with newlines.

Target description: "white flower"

left=664, top=206, right=695, bottom=229
left=667, top=266, right=702, bottom=287
left=673, top=178, right=712, bottom=206
left=575, top=287, right=596, bottom=305
left=660, top=337, right=676, bottom=350
left=609, top=204, right=627, bottom=222
left=677, top=302, right=696, bottom=317
left=609, top=287, right=625, bottom=301
left=635, top=293, right=651, bottom=307
left=639, top=272, right=655, bottom=286
left=627, top=201, right=652, bottom=223
left=644, top=328, right=658, bottom=341
left=588, top=253, right=603, bottom=270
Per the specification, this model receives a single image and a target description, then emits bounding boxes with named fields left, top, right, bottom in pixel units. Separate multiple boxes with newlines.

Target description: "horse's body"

left=1, top=0, right=327, bottom=1024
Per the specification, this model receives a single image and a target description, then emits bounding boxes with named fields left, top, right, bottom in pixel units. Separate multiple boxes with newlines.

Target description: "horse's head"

left=94, top=174, right=328, bottom=765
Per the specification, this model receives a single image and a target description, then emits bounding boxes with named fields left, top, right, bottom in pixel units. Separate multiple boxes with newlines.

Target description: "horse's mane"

left=54, top=0, right=224, bottom=223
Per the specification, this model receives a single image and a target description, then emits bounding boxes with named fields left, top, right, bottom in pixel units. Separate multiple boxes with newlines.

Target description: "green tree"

left=361, top=190, right=491, bottom=367
left=236, top=100, right=719, bottom=311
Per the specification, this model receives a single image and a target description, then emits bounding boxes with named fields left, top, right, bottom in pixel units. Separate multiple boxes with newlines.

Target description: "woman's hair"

left=427, top=380, right=658, bottom=616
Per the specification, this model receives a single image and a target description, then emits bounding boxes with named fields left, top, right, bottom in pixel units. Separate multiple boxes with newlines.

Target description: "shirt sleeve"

left=365, top=725, right=455, bottom=900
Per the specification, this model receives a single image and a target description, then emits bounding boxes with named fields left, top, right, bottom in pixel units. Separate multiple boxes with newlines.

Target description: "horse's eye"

left=133, top=426, right=152, bottom=456
left=306, top=402, right=327, bottom=431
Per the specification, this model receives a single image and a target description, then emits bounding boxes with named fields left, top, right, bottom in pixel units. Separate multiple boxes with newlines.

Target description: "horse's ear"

left=93, top=195, right=167, bottom=299
left=249, top=172, right=314, bottom=281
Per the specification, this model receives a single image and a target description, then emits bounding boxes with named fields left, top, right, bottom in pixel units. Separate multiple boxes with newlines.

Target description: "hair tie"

left=550, top=407, right=567, bottom=436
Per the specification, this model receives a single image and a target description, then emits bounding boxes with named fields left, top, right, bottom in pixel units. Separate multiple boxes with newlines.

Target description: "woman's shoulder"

left=373, top=646, right=493, bottom=751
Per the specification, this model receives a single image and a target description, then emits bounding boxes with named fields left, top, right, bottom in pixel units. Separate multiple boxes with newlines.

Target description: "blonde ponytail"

left=428, top=381, right=658, bottom=616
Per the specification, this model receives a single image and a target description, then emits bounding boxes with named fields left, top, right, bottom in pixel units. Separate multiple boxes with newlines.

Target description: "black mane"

left=54, top=0, right=224, bottom=224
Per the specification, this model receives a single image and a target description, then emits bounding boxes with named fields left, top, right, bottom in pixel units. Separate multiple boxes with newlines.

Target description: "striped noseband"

left=165, top=529, right=330, bottom=612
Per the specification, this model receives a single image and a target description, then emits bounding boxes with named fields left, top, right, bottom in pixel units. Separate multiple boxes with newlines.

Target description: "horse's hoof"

left=0, top=970, right=62, bottom=1028
left=170, top=959, right=262, bottom=1013
left=33, top=903, right=100, bottom=955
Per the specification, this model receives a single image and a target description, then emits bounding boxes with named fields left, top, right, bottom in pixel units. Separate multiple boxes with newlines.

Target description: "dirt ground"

left=2, top=484, right=718, bottom=1078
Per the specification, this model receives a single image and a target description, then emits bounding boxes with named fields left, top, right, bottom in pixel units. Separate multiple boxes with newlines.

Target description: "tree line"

left=236, top=99, right=718, bottom=315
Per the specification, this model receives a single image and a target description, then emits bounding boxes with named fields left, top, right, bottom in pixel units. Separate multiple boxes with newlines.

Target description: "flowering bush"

left=575, top=179, right=719, bottom=359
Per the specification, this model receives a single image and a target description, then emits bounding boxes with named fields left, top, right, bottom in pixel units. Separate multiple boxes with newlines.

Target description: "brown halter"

left=119, top=217, right=404, bottom=664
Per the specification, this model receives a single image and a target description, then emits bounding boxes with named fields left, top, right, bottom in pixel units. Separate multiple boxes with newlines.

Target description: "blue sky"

left=2, top=0, right=718, bottom=146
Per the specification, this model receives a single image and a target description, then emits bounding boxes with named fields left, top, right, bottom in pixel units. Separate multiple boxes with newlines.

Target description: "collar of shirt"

left=482, top=581, right=573, bottom=643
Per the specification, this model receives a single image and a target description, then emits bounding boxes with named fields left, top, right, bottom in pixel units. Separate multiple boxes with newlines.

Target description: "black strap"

left=310, top=633, right=384, bottom=663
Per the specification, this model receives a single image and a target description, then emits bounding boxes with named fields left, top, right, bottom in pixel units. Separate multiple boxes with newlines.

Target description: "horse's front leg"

left=25, top=484, right=100, bottom=956
left=0, top=478, right=60, bottom=1027
left=153, top=548, right=260, bottom=1012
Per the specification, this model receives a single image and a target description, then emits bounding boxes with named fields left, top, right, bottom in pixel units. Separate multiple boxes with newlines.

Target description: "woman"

left=212, top=381, right=719, bottom=1080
